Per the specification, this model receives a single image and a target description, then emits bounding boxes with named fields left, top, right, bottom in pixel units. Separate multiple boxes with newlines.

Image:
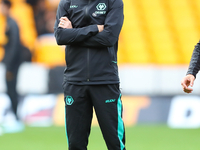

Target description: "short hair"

left=2, top=0, right=12, bottom=8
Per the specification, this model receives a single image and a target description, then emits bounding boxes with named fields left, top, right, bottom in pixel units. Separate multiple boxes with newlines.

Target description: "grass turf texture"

left=0, top=125, right=200, bottom=150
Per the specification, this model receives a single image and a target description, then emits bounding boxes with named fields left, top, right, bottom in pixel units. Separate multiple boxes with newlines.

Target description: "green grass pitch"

left=0, top=125, right=200, bottom=150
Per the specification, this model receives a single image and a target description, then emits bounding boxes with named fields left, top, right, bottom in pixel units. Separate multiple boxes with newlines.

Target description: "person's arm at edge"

left=186, top=41, right=200, bottom=78
left=181, top=41, right=200, bottom=93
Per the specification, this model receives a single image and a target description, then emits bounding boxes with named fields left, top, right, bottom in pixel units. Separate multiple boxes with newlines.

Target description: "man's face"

left=0, top=2, right=9, bottom=16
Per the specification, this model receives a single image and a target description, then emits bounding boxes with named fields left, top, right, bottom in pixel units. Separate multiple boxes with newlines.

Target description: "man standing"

left=181, top=41, right=200, bottom=93
left=54, top=0, right=125, bottom=149
left=0, top=0, right=24, bottom=133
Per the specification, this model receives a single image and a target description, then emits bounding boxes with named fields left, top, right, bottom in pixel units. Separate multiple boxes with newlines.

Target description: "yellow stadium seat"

left=120, top=0, right=152, bottom=64
left=0, top=14, right=6, bottom=62
left=138, top=0, right=180, bottom=64
left=10, top=2, right=37, bottom=51
left=0, top=47, right=4, bottom=62
left=120, top=0, right=200, bottom=65
left=32, top=34, right=65, bottom=68
left=164, top=0, right=199, bottom=64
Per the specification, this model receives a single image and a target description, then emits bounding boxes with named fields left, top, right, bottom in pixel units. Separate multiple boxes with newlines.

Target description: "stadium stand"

left=118, top=0, right=151, bottom=64
left=1, top=0, right=200, bottom=66
left=9, top=1, right=37, bottom=50
left=0, top=0, right=37, bottom=62
left=137, top=0, right=180, bottom=64
left=118, top=0, right=200, bottom=64
left=0, top=47, right=4, bottom=62
left=161, top=0, right=199, bottom=64
left=0, top=14, right=6, bottom=62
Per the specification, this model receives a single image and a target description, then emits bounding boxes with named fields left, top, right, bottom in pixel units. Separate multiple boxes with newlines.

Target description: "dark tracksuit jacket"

left=187, top=41, right=200, bottom=78
left=54, top=0, right=124, bottom=85
left=54, top=0, right=125, bottom=150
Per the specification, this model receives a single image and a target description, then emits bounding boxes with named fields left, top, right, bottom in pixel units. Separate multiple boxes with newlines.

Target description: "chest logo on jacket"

left=96, top=3, right=106, bottom=10
left=94, top=3, right=107, bottom=15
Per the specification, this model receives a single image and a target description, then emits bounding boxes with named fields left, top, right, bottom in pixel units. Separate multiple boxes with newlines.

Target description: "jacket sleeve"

left=54, top=0, right=99, bottom=45
left=187, top=41, right=200, bottom=78
left=80, top=0, right=124, bottom=47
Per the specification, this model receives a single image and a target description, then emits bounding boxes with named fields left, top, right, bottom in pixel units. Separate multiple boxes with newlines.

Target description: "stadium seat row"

left=118, top=0, right=200, bottom=64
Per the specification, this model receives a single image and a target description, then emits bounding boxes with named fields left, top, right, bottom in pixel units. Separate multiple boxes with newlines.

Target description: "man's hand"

left=97, top=25, right=104, bottom=32
left=181, top=74, right=195, bottom=93
left=58, top=17, right=72, bottom=29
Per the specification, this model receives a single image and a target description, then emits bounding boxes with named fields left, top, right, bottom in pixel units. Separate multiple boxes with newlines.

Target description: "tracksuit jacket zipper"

left=87, top=49, right=90, bottom=81
left=86, top=0, right=91, bottom=82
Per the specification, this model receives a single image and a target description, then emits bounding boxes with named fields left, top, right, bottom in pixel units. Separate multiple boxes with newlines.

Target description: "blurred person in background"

left=181, top=41, right=200, bottom=93
left=0, top=0, right=24, bottom=133
left=26, top=0, right=47, bottom=35
left=54, top=0, right=125, bottom=149
left=26, top=0, right=57, bottom=35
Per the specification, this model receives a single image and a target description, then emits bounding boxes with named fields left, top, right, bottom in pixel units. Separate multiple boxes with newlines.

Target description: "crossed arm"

left=58, top=17, right=104, bottom=33
left=54, top=0, right=124, bottom=47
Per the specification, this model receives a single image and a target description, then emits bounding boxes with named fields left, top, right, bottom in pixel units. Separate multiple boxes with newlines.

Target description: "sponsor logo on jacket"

left=94, top=3, right=107, bottom=15
left=105, top=99, right=116, bottom=103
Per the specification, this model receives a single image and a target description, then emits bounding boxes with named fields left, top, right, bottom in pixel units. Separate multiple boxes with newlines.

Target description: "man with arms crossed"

left=54, top=0, right=125, bottom=149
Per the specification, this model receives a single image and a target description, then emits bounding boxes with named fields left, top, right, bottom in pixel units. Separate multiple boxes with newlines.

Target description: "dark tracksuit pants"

left=63, top=83, right=126, bottom=150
